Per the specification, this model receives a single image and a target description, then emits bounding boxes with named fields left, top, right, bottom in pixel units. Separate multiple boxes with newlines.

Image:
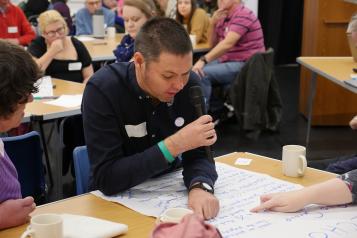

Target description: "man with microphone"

left=82, top=17, right=219, bottom=219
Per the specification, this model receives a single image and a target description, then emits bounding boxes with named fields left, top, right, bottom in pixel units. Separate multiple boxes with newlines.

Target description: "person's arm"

left=75, top=10, right=89, bottom=35
left=251, top=175, right=354, bottom=213
left=192, top=31, right=240, bottom=77
left=74, top=38, right=93, bottom=83
left=189, top=9, right=209, bottom=44
left=17, top=7, right=36, bottom=46
left=350, top=115, right=357, bottom=130
left=31, top=39, right=63, bottom=72
left=82, top=65, right=94, bottom=84
left=0, top=197, right=36, bottom=229
left=105, top=9, right=115, bottom=27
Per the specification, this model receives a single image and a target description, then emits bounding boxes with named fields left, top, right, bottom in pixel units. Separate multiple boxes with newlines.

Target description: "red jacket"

left=0, top=3, right=35, bottom=46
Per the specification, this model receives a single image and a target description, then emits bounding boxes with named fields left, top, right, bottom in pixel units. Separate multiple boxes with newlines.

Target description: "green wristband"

left=158, top=141, right=175, bottom=163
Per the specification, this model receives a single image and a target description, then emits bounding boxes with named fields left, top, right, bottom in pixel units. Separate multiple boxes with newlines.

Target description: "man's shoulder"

left=103, top=7, right=114, bottom=17
left=89, top=62, right=131, bottom=88
left=76, top=8, right=89, bottom=17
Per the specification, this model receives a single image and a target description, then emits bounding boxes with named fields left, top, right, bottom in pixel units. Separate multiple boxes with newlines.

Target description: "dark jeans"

left=308, top=154, right=357, bottom=174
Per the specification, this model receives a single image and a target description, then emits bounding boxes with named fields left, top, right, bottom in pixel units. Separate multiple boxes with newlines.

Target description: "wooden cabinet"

left=299, top=0, right=357, bottom=125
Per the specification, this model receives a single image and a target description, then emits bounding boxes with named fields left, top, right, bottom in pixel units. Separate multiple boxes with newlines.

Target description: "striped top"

left=214, top=4, right=265, bottom=62
left=0, top=139, right=21, bottom=202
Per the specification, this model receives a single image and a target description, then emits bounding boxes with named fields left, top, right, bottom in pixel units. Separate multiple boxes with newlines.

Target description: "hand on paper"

left=0, top=196, right=36, bottom=229
left=188, top=188, right=219, bottom=220
left=166, top=115, right=216, bottom=157
left=250, top=190, right=308, bottom=213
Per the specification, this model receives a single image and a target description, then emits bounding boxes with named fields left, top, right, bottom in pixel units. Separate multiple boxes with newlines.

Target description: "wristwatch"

left=200, top=56, right=208, bottom=65
left=189, top=182, right=214, bottom=194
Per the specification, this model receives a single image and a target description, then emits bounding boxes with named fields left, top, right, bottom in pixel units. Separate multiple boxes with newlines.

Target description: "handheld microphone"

left=189, top=86, right=214, bottom=162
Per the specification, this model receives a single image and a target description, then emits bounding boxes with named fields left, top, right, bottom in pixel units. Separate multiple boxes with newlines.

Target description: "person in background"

left=75, top=0, right=115, bottom=35
left=192, top=0, right=264, bottom=110
left=197, top=0, right=217, bottom=16
left=18, top=0, right=49, bottom=19
left=103, top=0, right=117, bottom=10
left=176, top=0, right=210, bottom=44
left=113, top=0, right=157, bottom=62
left=0, top=40, right=40, bottom=229
left=83, top=17, right=219, bottom=220
left=50, top=0, right=74, bottom=35
left=156, top=0, right=176, bottom=18
left=28, top=10, right=93, bottom=84
left=0, top=0, right=35, bottom=46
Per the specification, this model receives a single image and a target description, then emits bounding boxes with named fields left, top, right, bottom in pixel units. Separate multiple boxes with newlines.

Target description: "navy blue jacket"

left=82, top=62, right=217, bottom=195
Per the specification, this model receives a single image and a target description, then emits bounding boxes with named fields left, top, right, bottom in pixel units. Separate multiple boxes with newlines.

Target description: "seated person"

left=113, top=0, right=157, bottom=62
left=50, top=0, right=74, bottom=35
left=28, top=10, right=93, bottom=83
left=0, top=0, right=35, bottom=46
left=102, top=0, right=117, bottom=10
left=18, top=0, right=49, bottom=18
left=102, top=0, right=125, bottom=33
left=0, top=40, right=39, bottom=229
left=192, top=0, right=264, bottom=109
left=251, top=170, right=356, bottom=213
left=83, top=17, right=219, bottom=220
left=75, top=0, right=115, bottom=35
left=176, top=0, right=210, bottom=44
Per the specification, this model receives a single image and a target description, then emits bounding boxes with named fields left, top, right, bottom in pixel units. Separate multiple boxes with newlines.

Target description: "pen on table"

left=34, top=96, right=59, bottom=100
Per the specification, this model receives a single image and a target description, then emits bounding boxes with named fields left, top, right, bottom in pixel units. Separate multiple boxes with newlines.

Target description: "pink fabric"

left=151, top=214, right=222, bottom=238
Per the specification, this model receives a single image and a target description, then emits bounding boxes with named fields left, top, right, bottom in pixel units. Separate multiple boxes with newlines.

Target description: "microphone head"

left=189, top=86, right=204, bottom=106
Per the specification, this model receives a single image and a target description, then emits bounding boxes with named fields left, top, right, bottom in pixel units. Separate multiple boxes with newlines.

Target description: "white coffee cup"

left=282, top=145, right=307, bottom=177
left=106, top=26, right=116, bottom=38
left=157, top=207, right=193, bottom=224
left=21, top=214, right=63, bottom=238
left=189, top=34, right=196, bottom=47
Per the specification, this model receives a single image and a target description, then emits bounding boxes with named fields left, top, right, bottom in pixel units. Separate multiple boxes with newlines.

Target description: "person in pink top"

left=0, top=40, right=39, bottom=229
left=192, top=0, right=264, bottom=110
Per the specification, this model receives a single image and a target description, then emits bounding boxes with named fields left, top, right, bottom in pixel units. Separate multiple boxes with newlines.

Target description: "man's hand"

left=5, top=38, right=20, bottom=45
left=350, top=115, right=357, bottom=130
left=188, top=189, right=219, bottom=220
left=0, top=196, right=36, bottom=229
left=166, top=115, right=216, bottom=156
left=211, top=8, right=228, bottom=26
left=192, top=59, right=206, bottom=78
left=250, top=190, right=308, bottom=213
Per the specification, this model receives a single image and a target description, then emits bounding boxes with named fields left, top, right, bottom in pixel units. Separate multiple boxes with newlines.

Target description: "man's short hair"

left=134, top=17, right=192, bottom=62
left=0, top=40, right=40, bottom=118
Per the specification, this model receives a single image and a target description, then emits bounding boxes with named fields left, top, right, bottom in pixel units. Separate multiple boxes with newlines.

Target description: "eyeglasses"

left=87, top=0, right=101, bottom=5
left=44, top=26, right=65, bottom=38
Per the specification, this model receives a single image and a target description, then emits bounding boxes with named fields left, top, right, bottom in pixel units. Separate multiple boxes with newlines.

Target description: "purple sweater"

left=0, top=140, right=21, bottom=202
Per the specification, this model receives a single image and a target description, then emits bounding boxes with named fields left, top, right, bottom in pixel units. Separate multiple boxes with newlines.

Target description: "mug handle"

left=20, top=226, right=34, bottom=238
left=298, top=155, right=307, bottom=176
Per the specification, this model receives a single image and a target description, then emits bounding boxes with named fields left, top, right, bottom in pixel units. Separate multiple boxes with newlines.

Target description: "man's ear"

left=133, top=52, right=144, bottom=66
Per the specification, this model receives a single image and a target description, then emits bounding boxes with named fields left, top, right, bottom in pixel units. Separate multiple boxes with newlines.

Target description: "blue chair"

left=73, top=146, right=90, bottom=195
left=2, top=131, right=47, bottom=204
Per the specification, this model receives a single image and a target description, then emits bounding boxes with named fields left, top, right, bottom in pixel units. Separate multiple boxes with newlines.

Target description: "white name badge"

left=8, top=26, right=18, bottom=33
left=125, top=122, right=147, bottom=138
left=68, top=62, right=82, bottom=71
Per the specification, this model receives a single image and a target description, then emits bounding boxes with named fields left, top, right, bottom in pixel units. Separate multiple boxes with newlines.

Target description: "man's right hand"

left=165, top=115, right=217, bottom=156
left=211, top=8, right=228, bottom=26
left=0, top=197, right=36, bottom=229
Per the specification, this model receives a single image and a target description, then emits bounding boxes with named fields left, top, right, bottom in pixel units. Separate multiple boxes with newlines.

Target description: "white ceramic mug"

left=21, top=214, right=63, bottom=238
left=106, top=26, right=116, bottom=38
left=189, top=34, right=196, bottom=47
left=282, top=145, right=307, bottom=177
left=157, top=207, right=193, bottom=224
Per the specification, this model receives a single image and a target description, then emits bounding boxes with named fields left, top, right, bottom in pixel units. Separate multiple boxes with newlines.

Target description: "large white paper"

left=32, top=76, right=53, bottom=97
left=44, top=94, right=82, bottom=108
left=92, top=162, right=357, bottom=238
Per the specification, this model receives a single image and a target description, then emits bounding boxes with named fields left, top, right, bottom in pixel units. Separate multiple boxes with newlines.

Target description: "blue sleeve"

left=105, top=9, right=115, bottom=27
left=75, top=10, right=90, bottom=35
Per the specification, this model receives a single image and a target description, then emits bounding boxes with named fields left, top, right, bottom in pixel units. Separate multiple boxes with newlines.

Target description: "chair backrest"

left=2, top=131, right=46, bottom=203
left=73, top=146, right=90, bottom=195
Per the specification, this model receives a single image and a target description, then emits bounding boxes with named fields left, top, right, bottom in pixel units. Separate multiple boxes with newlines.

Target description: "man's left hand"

left=188, top=188, right=219, bottom=220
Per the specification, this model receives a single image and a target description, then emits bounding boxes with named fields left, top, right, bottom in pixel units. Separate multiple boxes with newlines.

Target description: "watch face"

left=202, top=183, right=212, bottom=191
